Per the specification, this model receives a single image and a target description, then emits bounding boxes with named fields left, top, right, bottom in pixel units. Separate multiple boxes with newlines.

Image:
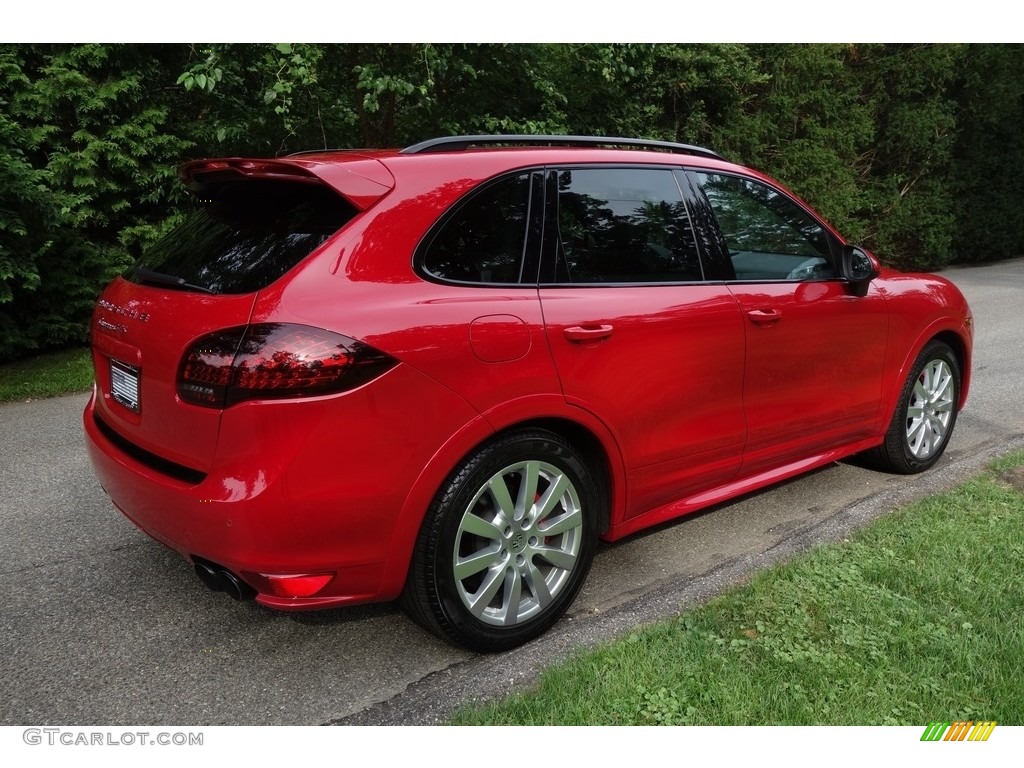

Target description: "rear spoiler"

left=178, top=156, right=395, bottom=211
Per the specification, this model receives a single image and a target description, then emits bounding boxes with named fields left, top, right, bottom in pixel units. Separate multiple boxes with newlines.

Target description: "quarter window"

left=549, top=168, right=702, bottom=283
left=420, top=172, right=537, bottom=284
left=695, top=172, right=836, bottom=281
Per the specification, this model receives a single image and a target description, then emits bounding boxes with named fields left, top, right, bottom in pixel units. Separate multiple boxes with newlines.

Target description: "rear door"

left=538, top=167, right=746, bottom=517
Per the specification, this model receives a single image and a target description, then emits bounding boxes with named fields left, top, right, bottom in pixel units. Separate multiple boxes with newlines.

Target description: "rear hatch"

left=90, top=155, right=394, bottom=473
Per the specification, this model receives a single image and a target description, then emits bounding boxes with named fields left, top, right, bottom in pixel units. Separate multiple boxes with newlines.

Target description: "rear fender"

left=376, top=395, right=628, bottom=600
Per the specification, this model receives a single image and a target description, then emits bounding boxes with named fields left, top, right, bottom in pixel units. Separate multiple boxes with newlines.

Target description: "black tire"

left=867, top=340, right=960, bottom=474
left=402, top=429, right=600, bottom=652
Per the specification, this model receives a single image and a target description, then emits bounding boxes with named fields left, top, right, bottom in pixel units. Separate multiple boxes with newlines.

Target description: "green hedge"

left=2, top=43, right=1021, bottom=359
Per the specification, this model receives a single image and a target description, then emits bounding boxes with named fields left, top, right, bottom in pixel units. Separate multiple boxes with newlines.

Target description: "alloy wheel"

left=452, top=460, right=583, bottom=627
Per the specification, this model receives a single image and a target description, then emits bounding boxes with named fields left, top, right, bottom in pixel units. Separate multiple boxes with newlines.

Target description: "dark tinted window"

left=695, top=172, right=836, bottom=281
left=421, top=173, right=535, bottom=284
left=126, top=180, right=355, bottom=295
left=551, top=168, right=701, bottom=283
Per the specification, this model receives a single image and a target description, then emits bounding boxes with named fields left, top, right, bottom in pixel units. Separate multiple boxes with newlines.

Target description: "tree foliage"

left=1, top=43, right=1022, bottom=358
left=1, top=44, right=193, bottom=356
left=952, top=44, right=1024, bottom=262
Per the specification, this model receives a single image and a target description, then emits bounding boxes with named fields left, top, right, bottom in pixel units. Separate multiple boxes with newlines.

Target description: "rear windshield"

left=125, top=180, right=357, bottom=294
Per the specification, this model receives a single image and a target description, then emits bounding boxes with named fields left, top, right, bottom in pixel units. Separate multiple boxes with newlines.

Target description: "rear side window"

left=420, top=172, right=539, bottom=284
left=549, top=167, right=702, bottom=284
left=126, top=180, right=356, bottom=295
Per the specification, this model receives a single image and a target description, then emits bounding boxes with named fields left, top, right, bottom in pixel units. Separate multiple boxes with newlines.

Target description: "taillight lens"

left=178, top=323, right=397, bottom=408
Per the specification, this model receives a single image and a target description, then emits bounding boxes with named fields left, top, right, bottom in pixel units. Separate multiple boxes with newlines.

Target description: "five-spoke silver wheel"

left=453, top=460, right=583, bottom=626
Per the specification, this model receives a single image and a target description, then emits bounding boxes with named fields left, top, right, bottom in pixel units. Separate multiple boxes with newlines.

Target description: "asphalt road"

left=1, top=259, right=1021, bottom=726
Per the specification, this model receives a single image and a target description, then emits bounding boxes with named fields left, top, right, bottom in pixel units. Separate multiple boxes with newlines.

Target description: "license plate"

left=110, top=360, right=140, bottom=413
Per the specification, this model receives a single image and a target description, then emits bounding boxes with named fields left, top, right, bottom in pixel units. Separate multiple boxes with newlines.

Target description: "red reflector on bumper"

left=261, top=573, right=335, bottom=598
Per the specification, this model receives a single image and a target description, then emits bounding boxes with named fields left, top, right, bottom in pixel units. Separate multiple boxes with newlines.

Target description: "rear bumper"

left=82, top=365, right=481, bottom=610
left=84, top=394, right=385, bottom=608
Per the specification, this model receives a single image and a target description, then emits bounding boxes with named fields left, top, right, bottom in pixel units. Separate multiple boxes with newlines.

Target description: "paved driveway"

left=1, top=258, right=1021, bottom=725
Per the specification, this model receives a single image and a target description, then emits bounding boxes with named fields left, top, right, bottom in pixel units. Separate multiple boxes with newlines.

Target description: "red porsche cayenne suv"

left=84, top=135, right=973, bottom=651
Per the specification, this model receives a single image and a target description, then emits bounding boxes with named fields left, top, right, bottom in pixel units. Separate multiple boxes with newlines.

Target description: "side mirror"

left=842, top=245, right=880, bottom=296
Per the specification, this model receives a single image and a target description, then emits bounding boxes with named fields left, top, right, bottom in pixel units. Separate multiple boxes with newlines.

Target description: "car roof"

left=288, top=134, right=723, bottom=159
left=178, top=135, right=771, bottom=212
left=285, top=139, right=748, bottom=184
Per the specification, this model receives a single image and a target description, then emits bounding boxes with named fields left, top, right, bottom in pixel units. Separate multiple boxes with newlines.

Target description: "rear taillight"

left=178, top=323, right=397, bottom=408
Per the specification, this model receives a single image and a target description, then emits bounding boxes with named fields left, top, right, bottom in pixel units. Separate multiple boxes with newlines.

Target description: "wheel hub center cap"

left=510, top=531, right=526, bottom=553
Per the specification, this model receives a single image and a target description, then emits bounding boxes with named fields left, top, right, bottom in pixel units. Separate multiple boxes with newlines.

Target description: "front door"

left=690, top=170, right=889, bottom=474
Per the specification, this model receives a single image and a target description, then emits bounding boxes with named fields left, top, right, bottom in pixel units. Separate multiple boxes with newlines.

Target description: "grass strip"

left=0, top=346, right=93, bottom=404
left=454, top=452, right=1024, bottom=725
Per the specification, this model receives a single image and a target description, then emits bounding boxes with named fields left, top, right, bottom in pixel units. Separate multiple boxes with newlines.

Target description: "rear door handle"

left=563, top=324, right=614, bottom=343
left=746, top=309, right=782, bottom=326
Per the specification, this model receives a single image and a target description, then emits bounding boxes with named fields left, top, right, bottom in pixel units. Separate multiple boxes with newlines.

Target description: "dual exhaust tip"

left=194, top=559, right=256, bottom=601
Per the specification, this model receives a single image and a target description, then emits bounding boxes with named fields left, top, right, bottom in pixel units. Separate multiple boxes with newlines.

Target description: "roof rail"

left=400, top=135, right=724, bottom=160
left=287, top=147, right=372, bottom=157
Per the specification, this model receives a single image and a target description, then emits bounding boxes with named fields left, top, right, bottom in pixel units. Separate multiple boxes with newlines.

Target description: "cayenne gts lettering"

left=96, top=318, right=126, bottom=334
